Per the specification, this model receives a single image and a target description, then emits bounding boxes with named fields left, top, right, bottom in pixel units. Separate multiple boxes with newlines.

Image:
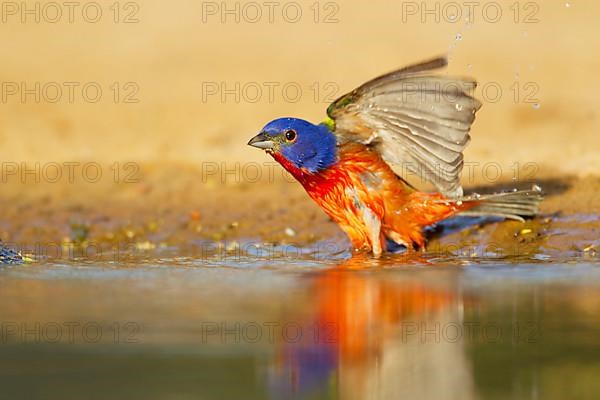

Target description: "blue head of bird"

left=248, top=117, right=337, bottom=173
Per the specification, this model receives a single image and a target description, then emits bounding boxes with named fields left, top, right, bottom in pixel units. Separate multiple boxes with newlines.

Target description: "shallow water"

left=1, top=241, right=600, bottom=400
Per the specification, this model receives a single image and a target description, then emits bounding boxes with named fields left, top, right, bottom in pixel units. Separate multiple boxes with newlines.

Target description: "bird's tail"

left=441, top=186, right=544, bottom=222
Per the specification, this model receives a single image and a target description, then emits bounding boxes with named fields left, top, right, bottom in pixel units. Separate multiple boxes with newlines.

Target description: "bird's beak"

left=247, top=132, right=275, bottom=150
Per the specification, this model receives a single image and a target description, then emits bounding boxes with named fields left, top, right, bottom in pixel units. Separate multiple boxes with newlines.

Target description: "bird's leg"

left=386, top=231, right=427, bottom=256
left=341, top=186, right=385, bottom=257
left=386, top=231, right=411, bottom=249
left=360, top=207, right=383, bottom=257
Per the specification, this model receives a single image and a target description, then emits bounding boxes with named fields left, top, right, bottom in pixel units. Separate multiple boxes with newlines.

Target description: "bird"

left=248, top=57, right=543, bottom=256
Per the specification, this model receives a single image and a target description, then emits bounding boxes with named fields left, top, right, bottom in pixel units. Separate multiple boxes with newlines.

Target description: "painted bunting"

left=248, top=57, right=542, bottom=256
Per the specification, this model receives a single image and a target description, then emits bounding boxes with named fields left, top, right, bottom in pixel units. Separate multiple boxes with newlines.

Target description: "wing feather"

left=327, top=56, right=481, bottom=198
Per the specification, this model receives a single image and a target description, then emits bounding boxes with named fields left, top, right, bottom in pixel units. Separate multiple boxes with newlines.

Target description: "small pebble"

left=137, top=241, right=156, bottom=251
left=225, top=241, right=239, bottom=252
left=284, top=227, right=296, bottom=237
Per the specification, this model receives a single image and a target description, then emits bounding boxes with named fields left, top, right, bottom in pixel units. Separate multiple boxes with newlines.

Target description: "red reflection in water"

left=269, top=256, right=467, bottom=398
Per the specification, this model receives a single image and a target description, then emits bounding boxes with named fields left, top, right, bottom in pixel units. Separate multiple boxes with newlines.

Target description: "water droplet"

left=455, top=33, right=462, bottom=41
left=448, top=13, right=457, bottom=21
left=532, top=103, right=541, bottom=110
left=455, top=103, right=463, bottom=111
left=565, top=2, right=571, bottom=8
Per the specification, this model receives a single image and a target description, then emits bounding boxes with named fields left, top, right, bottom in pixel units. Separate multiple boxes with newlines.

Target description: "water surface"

left=1, top=243, right=599, bottom=399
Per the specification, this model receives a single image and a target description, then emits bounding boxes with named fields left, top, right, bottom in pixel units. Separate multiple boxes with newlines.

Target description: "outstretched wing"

left=327, top=57, right=481, bottom=198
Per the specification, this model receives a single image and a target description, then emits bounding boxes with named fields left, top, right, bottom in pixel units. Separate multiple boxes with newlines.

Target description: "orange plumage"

left=272, top=143, right=474, bottom=254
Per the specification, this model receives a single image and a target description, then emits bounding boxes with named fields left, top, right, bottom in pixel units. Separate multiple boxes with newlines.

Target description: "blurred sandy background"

left=0, top=0, right=597, bottom=174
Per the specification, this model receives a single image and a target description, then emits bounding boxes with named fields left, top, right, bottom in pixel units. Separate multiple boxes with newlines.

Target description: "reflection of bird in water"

left=268, top=257, right=478, bottom=399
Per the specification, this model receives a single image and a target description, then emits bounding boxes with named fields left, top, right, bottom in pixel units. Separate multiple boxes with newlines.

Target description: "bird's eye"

left=284, top=129, right=297, bottom=142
